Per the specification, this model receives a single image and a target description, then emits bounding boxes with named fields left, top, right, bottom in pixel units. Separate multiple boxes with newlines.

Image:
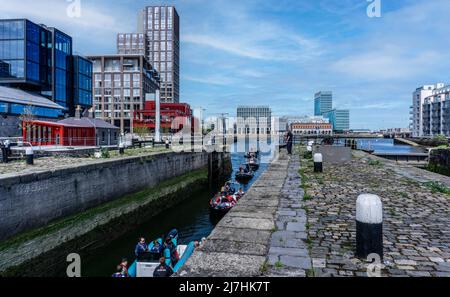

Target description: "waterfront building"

left=323, top=109, right=350, bottom=132
left=411, top=83, right=445, bottom=137
left=117, top=33, right=147, bottom=56
left=133, top=101, right=192, bottom=133
left=0, top=19, right=92, bottom=136
left=422, top=85, right=450, bottom=137
left=290, top=122, right=333, bottom=136
left=138, top=6, right=180, bottom=103
left=236, top=105, right=272, bottom=135
left=87, top=54, right=160, bottom=134
left=314, top=91, right=333, bottom=116
left=22, top=116, right=119, bottom=147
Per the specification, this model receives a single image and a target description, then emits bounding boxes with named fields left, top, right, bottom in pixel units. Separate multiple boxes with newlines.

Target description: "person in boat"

left=236, top=188, right=245, bottom=199
left=164, top=236, right=180, bottom=266
left=150, top=239, right=164, bottom=254
left=135, top=237, right=148, bottom=259
left=153, top=257, right=174, bottom=277
left=119, top=258, right=129, bottom=277
left=112, top=265, right=127, bottom=277
left=245, top=164, right=252, bottom=173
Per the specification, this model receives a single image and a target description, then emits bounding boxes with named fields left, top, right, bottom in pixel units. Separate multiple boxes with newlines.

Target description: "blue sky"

left=2, top=0, right=450, bottom=129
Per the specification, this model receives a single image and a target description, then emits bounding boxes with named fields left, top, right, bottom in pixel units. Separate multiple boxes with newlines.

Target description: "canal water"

left=336, top=138, right=425, bottom=154
left=82, top=141, right=272, bottom=277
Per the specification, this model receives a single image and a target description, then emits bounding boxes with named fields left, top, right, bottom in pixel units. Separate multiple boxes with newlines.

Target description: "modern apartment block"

left=411, top=83, right=444, bottom=137
left=422, top=85, right=450, bottom=137
left=236, top=106, right=272, bottom=135
left=117, top=33, right=147, bottom=56
left=314, top=91, right=333, bottom=116
left=0, top=19, right=92, bottom=136
left=323, top=109, right=350, bottom=132
left=138, top=5, right=180, bottom=103
left=87, top=54, right=160, bottom=133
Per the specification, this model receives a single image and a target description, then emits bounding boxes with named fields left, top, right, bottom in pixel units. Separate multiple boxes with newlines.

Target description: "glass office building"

left=0, top=19, right=92, bottom=117
left=71, top=55, right=93, bottom=114
left=0, top=19, right=52, bottom=87
left=51, top=28, right=72, bottom=110
left=323, top=109, right=350, bottom=132
left=314, top=91, right=333, bottom=116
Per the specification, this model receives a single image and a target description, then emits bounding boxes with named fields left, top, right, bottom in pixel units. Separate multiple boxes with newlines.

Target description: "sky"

left=2, top=0, right=450, bottom=130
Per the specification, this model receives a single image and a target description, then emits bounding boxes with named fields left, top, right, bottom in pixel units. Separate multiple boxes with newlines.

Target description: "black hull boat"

left=235, top=171, right=254, bottom=183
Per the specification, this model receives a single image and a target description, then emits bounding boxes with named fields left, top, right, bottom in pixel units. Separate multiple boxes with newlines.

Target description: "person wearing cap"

left=153, top=257, right=174, bottom=277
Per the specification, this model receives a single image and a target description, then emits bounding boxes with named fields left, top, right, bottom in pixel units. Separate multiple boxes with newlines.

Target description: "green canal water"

left=82, top=141, right=272, bottom=277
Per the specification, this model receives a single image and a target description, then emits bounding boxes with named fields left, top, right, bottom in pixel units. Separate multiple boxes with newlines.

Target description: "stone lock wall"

left=0, top=151, right=230, bottom=241
left=429, top=149, right=450, bottom=176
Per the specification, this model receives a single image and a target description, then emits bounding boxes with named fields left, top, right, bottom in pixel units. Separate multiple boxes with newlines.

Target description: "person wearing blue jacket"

left=135, top=237, right=148, bottom=259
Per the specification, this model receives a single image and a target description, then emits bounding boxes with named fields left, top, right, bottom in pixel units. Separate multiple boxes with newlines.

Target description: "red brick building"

left=133, top=101, right=195, bottom=133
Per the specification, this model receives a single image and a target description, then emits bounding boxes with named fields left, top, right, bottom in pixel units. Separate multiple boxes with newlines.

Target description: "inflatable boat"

left=247, top=158, right=260, bottom=171
left=127, top=229, right=197, bottom=277
left=235, top=171, right=254, bottom=183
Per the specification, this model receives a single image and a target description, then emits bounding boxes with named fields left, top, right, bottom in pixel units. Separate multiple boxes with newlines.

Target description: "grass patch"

left=368, top=159, right=382, bottom=166
left=306, top=268, right=316, bottom=277
left=260, top=261, right=269, bottom=274
left=424, top=181, right=450, bottom=195
left=0, top=168, right=208, bottom=253
left=274, top=261, right=284, bottom=269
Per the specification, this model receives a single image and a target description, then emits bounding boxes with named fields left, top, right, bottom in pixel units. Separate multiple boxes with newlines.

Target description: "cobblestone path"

left=302, top=152, right=450, bottom=277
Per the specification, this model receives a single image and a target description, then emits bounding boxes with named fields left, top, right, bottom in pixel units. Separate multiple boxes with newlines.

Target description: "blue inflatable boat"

left=128, top=229, right=197, bottom=277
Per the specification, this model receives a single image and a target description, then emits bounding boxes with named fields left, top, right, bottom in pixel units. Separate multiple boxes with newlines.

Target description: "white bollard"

left=313, top=153, right=323, bottom=173
left=119, top=143, right=125, bottom=155
left=26, top=147, right=34, bottom=165
left=356, top=194, right=383, bottom=259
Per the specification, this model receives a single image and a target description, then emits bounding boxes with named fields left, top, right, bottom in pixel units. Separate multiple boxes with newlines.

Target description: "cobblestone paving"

left=302, top=151, right=450, bottom=277
left=266, top=154, right=312, bottom=276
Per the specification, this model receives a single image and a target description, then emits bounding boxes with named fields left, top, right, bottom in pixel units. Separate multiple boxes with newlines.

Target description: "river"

left=337, top=138, right=425, bottom=154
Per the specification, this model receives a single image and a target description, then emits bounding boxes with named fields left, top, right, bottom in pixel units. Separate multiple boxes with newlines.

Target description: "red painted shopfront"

left=22, top=120, right=96, bottom=146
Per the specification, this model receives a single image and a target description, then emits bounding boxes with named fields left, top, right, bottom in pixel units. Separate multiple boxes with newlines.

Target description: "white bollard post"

left=26, top=147, right=34, bottom=165
left=119, top=143, right=125, bottom=155
left=356, top=194, right=383, bottom=260
left=314, top=153, right=323, bottom=173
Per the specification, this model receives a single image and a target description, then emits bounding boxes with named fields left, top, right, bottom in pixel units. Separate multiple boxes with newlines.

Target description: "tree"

left=18, top=104, right=35, bottom=130
left=134, top=126, right=150, bottom=140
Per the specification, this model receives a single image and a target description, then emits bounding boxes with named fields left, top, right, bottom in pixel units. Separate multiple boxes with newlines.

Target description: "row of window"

left=0, top=20, right=25, bottom=40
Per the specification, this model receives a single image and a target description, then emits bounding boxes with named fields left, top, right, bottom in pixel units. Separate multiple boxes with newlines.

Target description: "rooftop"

left=0, top=86, right=65, bottom=110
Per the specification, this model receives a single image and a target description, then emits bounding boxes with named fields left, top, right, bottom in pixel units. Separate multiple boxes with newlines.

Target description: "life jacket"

left=153, top=264, right=173, bottom=277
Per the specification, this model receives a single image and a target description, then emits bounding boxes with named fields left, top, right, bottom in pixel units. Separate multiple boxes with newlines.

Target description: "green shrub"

left=101, top=148, right=110, bottom=159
